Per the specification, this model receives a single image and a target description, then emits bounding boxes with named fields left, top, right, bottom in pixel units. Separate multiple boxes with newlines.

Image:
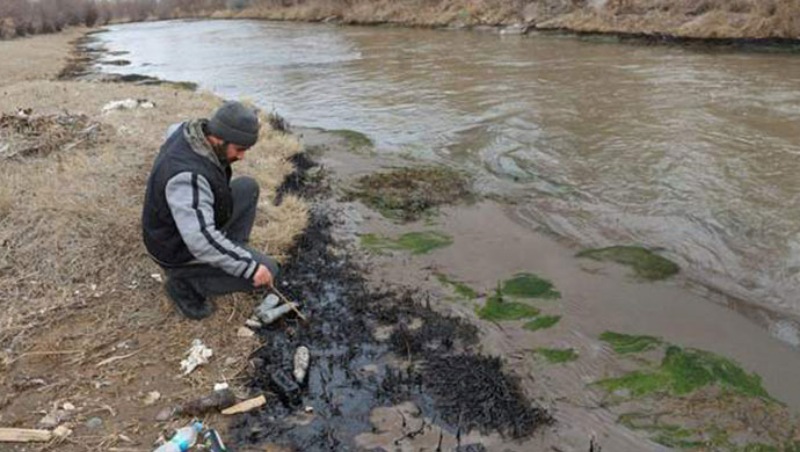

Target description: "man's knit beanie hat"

left=208, top=101, right=260, bottom=148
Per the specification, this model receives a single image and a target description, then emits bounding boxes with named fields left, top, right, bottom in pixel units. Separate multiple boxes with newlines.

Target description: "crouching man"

left=142, top=100, right=279, bottom=319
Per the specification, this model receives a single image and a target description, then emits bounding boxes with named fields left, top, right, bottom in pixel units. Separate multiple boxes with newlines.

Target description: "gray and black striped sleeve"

left=165, top=171, right=259, bottom=280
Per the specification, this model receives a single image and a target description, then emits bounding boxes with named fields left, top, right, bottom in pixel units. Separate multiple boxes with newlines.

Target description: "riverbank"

left=3, top=27, right=800, bottom=451
left=302, top=127, right=800, bottom=450
left=0, top=28, right=308, bottom=450
left=208, top=0, right=800, bottom=43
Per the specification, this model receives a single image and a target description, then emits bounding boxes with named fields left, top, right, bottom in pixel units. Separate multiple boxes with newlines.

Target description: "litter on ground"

left=180, top=339, right=213, bottom=375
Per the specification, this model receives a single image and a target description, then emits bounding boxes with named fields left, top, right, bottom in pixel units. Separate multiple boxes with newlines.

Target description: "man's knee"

left=231, top=176, right=260, bottom=202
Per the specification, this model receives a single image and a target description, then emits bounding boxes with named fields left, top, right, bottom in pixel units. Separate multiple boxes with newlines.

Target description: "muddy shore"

left=2, top=27, right=800, bottom=451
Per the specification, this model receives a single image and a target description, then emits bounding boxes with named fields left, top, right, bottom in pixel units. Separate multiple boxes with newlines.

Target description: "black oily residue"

left=230, top=154, right=551, bottom=449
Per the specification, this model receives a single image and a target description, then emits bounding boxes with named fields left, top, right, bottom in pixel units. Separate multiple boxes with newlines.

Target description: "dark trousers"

left=165, top=176, right=279, bottom=299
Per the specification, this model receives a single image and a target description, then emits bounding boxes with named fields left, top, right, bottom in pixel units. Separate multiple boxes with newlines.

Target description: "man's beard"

left=212, top=141, right=230, bottom=165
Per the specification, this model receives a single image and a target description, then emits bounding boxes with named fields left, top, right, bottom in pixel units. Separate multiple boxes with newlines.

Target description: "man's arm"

left=165, top=171, right=259, bottom=281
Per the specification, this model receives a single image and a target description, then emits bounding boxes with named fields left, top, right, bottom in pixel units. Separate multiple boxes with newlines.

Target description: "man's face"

left=209, top=135, right=249, bottom=164
left=225, top=143, right=249, bottom=163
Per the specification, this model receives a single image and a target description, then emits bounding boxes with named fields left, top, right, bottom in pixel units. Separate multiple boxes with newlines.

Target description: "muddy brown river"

left=98, top=19, right=800, bottom=342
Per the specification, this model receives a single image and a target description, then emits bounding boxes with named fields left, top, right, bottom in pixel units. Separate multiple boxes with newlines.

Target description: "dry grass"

left=538, top=0, right=800, bottom=39
left=0, top=32, right=308, bottom=451
left=211, top=0, right=800, bottom=39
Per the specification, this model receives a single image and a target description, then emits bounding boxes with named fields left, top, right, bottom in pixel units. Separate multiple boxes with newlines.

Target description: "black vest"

left=142, top=124, right=233, bottom=266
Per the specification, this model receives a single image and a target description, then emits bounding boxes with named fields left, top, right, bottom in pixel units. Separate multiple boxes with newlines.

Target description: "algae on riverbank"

left=360, top=230, right=453, bottom=255
left=477, top=289, right=540, bottom=321
left=536, top=347, right=578, bottom=364
left=597, top=345, right=771, bottom=399
left=524, top=315, right=561, bottom=332
left=600, top=331, right=662, bottom=354
left=350, top=166, right=472, bottom=221
left=577, top=246, right=679, bottom=281
left=434, top=272, right=478, bottom=300
left=595, top=331, right=795, bottom=450
left=502, top=272, right=560, bottom=299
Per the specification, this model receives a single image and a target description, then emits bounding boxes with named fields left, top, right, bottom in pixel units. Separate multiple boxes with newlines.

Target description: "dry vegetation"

left=0, top=31, right=307, bottom=450
left=218, top=0, right=800, bottom=39
left=4, top=0, right=800, bottom=41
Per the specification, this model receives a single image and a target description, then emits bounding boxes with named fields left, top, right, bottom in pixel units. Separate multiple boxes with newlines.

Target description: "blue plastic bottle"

left=153, top=421, right=203, bottom=452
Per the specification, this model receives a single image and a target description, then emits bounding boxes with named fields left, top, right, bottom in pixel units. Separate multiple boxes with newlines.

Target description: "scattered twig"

left=95, top=350, right=140, bottom=368
left=272, top=287, right=308, bottom=323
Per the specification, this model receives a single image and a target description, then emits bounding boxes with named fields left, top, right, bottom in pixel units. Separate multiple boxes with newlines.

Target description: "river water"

left=98, top=19, right=800, bottom=331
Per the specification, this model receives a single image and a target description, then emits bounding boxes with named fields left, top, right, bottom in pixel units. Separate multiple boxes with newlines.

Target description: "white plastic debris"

left=293, top=346, right=310, bottom=383
left=102, top=98, right=155, bottom=113
left=244, top=318, right=262, bottom=329
left=62, top=402, right=75, bottom=411
left=180, top=339, right=213, bottom=375
left=150, top=273, right=163, bottom=283
left=213, top=382, right=229, bottom=391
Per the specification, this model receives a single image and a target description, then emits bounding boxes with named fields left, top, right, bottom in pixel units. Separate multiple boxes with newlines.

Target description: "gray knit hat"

left=208, top=101, right=260, bottom=148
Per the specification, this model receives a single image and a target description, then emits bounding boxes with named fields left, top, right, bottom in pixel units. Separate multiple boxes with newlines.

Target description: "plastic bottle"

left=153, top=421, right=203, bottom=452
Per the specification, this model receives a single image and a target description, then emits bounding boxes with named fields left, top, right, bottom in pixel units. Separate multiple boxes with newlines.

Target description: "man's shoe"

left=165, top=278, right=214, bottom=320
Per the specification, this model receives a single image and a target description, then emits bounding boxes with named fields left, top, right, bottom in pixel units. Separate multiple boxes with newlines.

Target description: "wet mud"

left=230, top=155, right=551, bottom=450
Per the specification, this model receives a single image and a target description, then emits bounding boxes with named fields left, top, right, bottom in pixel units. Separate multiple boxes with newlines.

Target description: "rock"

left=38, top=412, right=59, bottom=429
left=85, top=417, right=103, bottom=429
left=52, top=425, right=72, bottom=438
left=237, top=326, right=255, bottom=338
left=143, top=391, right=161, bottom=406
left=155, top=407, right=174, bottom=422
left=39, top=409, right=71, bottom=428
left=500, top=23, right=530, bottom=35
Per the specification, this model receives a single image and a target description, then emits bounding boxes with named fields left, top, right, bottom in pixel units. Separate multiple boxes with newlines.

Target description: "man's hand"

left=253, top=264, right=273, bottom=288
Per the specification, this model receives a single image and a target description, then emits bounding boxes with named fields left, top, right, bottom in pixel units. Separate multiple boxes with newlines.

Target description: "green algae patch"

left=536, top=347, right=578, bottom=364
left=524, top=315, right=561, bottom=332
left=360, top=231, right=453, bottom=255
left=576, top=246, right=679, bottom=280
left=618, top=414, right=705, bottom=449
left=351, top=166, right=472, bottom=221
left=477, top=290, right=540, bottom=321
left=502, top=273, right=560, bottom=299
left=435, top=272, right=478, bottom=299
left=330, top=129, right=374, bottom=151
left=597, top=345, right=771, bottom=400
left=600, top=331, right=663, bottom=354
